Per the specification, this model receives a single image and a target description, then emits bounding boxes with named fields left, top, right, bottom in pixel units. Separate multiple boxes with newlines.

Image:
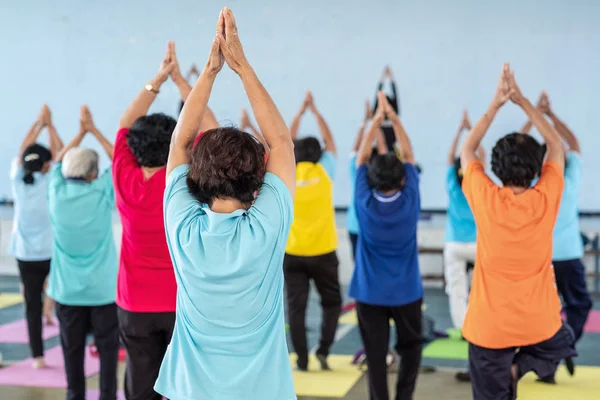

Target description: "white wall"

left=2, top=0, right=599, bottom=209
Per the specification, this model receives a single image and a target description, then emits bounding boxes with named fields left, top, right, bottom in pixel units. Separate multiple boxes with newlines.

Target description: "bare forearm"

left=389, top=115, right=414, bottom=163
left=352, top=122, right=367, bottom=152
left=47, top=124, right=64, bottom=159
left=375, top=128, right=388, bottom=154
left=461, top=105, right=498, bottom=165
left=90, top=128, right=114, bottom=160
left=199, top=106, right=219, bottom=133
left=357, top=119, right=381, bottom=165
left=119, top=76, right=163, bottom=129
left=57, top=132, right=86, bottom=162
left=521, top=100, right=561, bottom=148
left=448, top=128, right=462, bottom=165
left=313, top=110, right=336, bottom=154
left=240, top=67, right=291, bottom=148
left=520, top=120, right=533, bottom=135
left=548, top=110, right=579, bottom=152
left=19, top=120, right=45, bottom=157
left=289, top=110, right=304, bottom=140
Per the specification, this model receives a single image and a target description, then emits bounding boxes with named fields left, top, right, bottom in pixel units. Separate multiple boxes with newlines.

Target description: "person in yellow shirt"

left=285, top=92, right=341, bottom=371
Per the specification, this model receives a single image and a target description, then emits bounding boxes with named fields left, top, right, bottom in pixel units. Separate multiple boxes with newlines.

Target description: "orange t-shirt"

left=461, top=160, right=564, bottom=349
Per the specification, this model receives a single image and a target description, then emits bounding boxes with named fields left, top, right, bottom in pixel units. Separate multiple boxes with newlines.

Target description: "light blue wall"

left=2, top=0, right=599, bottom=209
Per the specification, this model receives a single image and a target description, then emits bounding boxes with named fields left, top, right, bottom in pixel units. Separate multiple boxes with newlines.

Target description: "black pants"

left=118, top=307, right=176, bottom=400
left=284, top=251, right=342, bottom=369
left=469, top=323, right=576, bottom=400
left=554, top=259, right=592, bottom=342
left=349, top=233, right=359, bottom=261
left=17, top=259, right=51, bottom=358
left=56, top=302, right=119, bottom=400
left=357, top=299, right=423, bottom=400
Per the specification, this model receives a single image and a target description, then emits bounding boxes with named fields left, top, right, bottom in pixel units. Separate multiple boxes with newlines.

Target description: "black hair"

left=454, top=157, right=463, bottom=186
left=294, top=137, right=323, bottom=164
left=21, top=144, right=52, bottom=185
left=368, top=153, right=406, bottom=192
left=187, top=127, right=266, bottom=206
left=127, top=113, right=177, bottom=167
left=491, top=133, right=541, bottom=188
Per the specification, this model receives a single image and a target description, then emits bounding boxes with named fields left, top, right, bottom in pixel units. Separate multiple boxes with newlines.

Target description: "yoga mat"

left=0, top=318, right=60, bottom=343
left=422, top=338, right=468, bottom=360
left=445, top=327, right=463, bottom=341
left=518, top=366, right=600, bottom=400
left=86, top=389, right=126, bottom=399
left=0, top=293, right=23, bottom=309
left=583, top=310, right=600, bottom=333
left=290, top=354, right=363, bottom=398
left=0, top=345, right=100, bottom=387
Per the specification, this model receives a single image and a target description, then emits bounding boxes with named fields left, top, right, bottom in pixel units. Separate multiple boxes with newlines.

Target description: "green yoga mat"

left=422, top=338, right=468, bottom=360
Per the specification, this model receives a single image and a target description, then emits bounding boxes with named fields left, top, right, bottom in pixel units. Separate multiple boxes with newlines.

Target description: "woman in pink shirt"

left=113, top=42, right=218, bottom=400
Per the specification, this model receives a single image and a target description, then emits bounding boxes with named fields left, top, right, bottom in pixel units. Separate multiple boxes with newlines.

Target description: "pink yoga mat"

left=583, top=310, right=600, bottom=333
left=0, top=345, right=99, bottom=387
left=0, top=318, right=60, bottom=343
left=87, top=389, right=126, bottom=399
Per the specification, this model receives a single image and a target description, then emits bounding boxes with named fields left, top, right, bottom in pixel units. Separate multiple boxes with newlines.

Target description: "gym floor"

left=1, top=275, right=599, bottom=399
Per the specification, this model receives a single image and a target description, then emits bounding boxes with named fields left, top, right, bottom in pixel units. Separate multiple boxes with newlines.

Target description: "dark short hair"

left=368, top=153, right=406, bottom=192
left=187, top=127, right=266, bottom=206
left=491, top=133, right=541, bottom=188
left=127, top=113, right=177, bottom=167
left=454, top=157, right=463, bottom=186
left=22, top=143, right=52, bottom=185
left=294, top=137, right=322, bottom=164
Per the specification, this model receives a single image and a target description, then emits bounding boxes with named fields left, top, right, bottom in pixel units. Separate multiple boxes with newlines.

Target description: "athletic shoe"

left=565, top=356, right=575, bottom=376
left=316, top=354, right=331, bottom=371
left=455, top=371, right=471, bottom=382
left=536, top=376, right=557, bottom=385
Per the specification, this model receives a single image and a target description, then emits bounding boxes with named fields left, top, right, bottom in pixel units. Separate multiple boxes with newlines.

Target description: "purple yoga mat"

left=87, top=389, right=126, bottom=399
left=0, top=318, right=60, bottom=343
left=0, top=345, right=100, bottom=387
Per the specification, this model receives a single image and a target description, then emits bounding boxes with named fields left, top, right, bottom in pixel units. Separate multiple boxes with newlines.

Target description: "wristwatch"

left=145, top=83, right=159, bottom=94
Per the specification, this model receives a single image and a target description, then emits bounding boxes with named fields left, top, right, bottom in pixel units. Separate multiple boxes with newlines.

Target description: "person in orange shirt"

left=459, top=64, right=576, bottom=400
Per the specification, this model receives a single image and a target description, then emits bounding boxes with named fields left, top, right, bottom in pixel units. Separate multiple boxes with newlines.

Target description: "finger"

left=224, top=7, right=237, bottom=38
left=170, top=41, right=177, bottom=59
left=216, top=9, right=225, bottom=38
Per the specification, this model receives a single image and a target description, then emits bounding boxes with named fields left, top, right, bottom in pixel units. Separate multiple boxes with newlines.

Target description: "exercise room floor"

left=1, top=275, right=600, bottom=399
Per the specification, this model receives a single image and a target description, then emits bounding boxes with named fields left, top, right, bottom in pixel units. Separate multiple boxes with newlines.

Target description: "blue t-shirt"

left=346, top=153, right=359, bottom=235
left=155, top=165, right=296, bottom=400
left=319, top=150, right=337, bottom=180
left=47, top=163, right=117, bottom=306
left=348, top=163, right=424, bottom=306
left=9, top=159, right=53, bottom=261
left=553, top=151, right=584, bottom=261
left=445, top=165, right=476, bottom=243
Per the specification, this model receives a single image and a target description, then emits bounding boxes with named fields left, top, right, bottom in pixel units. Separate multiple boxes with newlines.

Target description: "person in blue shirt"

left=349, top=91, right=422, bottom=400
left=10, top=104, right=63, bottom=369
left=520, top=92, right=591, bottom=383
left=47, top=105, right=118, bottom=400
left=347, top=100, right=388, bottom=260
left=154, top=8, right=297, bottom=400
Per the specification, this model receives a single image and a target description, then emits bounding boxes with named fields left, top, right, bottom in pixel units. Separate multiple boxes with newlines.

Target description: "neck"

left=506, top=185, right=527, bottom=194
left=210, top=198, right=249, bottom=213
left=142, top=166, right=163, bottom=180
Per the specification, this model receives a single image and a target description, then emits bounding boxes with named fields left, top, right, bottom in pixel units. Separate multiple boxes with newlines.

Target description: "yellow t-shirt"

left=286, top=152, right=337, bottom=256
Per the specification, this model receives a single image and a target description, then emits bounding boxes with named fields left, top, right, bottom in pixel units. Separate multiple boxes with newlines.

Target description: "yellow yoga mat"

left=290, top=354, right=363, bottom=398
left=518, top=366, right=600, bottom=399
left=0, top=293, right=23, bottom=309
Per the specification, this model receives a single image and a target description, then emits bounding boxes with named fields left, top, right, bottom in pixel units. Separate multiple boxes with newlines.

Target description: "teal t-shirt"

left=47, top=162, right=117, bottom=306
left=553, top=151, right=584, bottom=260
left=445, top=165, right=476, bottom=243
left=155, top=165, right=296, bottom=400
left=9, top=159, right=53, bottom=261
left=346, top=153, right=359, bottom=234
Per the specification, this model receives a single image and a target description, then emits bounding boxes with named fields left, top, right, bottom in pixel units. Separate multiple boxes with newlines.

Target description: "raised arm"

left=519, top=93, right=546, bottom=135
left=118, top=42, right=175, bottom=129
left=506, top=66, right=564, bottom=170
left=56, top=111, right=87, bottom=163
left=47, top=122, right=64, bottom=161
left=461, top=65, right=512, bottom=168
left=448, top=110, right=470, bottom=165
left=289, top=93, right=310, bottom=140
left=352, top=99, right=372, bottom=152
left=382, top=93, right=414, bottom=164
left=307, top=93, right=336, bottom=155
left=82, top=106, right=113, bottom=160
left=220, top=8, right=295, bottom=196
left=357, top=97, right=385, bottom=166
left=18, top=105, right=47, bottom=160
left=546, top=96, right=580, bottom=153
left=240, top=108, right=269, bottom=152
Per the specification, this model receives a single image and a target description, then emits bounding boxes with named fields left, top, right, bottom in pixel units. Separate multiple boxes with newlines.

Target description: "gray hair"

left=61, top=147, right=99, bottom=180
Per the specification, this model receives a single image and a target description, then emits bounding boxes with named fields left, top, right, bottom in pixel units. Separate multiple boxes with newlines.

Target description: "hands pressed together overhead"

left=205, top=7, right=249, bottom=76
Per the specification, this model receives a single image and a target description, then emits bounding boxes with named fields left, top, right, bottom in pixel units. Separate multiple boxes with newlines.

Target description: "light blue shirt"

left=553, top=151, right=584, bottom=261
left=319, top=150, right=337, bottom=180
left=445, top=165, right=477, bottom=243
left=155, top=165, right=296, bottom=400
left=346, top=153, right=359, bottom=234
left=47, top=162, right=117, bottom=306
left=9, top=159, right=53, bottom=261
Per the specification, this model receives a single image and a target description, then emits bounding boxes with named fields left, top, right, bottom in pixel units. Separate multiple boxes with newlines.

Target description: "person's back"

left=553, top=151, right=583, bottom=260
left=48, top=159, right=117, bottom=305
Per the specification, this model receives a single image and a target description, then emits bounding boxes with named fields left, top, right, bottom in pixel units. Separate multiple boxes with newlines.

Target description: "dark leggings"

left=17, top=259, right=51, bottom=358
